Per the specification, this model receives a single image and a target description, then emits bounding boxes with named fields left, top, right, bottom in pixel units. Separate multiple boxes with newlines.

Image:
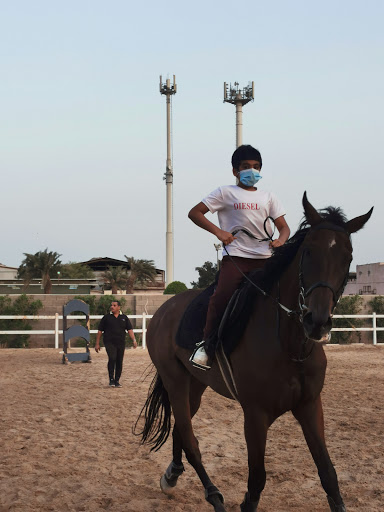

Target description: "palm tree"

left=124, top=256, right=157, bottom=294
left=18, top=249, right=62, bottom=294
left=60, top=262, right=94, bottom=279
left=101, top=266, right=128, bottom=294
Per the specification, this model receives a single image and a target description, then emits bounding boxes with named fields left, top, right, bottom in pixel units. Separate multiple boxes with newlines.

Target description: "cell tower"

left=224, top=81, right=254, bottom=147
left=160, top=75, right=177, bottom=287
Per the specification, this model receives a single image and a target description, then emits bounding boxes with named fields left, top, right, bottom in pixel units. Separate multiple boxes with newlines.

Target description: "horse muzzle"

left=302, top=311, right=333, bottom=343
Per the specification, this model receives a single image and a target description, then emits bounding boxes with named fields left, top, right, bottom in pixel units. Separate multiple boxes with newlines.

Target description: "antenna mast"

left=160, top=75, right=177, bottom=287
left=224, top=81, right=254, bottom=147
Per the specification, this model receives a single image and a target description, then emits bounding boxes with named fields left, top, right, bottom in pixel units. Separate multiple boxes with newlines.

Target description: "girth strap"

left=216, top=341, right=239, bottom=402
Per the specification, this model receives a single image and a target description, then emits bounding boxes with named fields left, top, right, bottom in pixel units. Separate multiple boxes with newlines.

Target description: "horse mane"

left=254, top=206, right=348, bottom=292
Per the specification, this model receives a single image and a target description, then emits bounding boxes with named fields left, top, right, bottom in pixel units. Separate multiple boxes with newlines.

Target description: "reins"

left=221, top=221, right=350, bottom=365
left=231, top=216, right=276, bottom=243
left=216, top=220, right=350, bottom=399
left=223, top=223, right=298, bottom=318
left=223, top=221, right=350, bottom=321
left=223, top=245, right=298, bottom=317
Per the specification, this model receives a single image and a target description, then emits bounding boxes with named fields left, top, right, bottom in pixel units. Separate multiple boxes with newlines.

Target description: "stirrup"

left=189, top=342, right=211, bottom=370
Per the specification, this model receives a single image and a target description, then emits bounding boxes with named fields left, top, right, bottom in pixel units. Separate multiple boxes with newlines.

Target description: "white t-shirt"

left=202, top=185, right=286, bottom=259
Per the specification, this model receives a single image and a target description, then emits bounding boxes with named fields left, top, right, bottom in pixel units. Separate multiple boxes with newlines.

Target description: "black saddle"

left=176, top=269, right=264, bottom=356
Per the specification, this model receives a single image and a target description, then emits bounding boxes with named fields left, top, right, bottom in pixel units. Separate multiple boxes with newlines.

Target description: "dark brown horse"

left=138, top=193, right=372, bottom=512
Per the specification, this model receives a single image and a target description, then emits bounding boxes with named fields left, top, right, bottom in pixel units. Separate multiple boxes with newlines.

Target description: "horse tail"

left=134, top=372, right=172, bottom=452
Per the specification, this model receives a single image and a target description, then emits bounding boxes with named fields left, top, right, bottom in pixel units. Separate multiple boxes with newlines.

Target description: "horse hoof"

left=160, top=474, right=175, bottom=495
left=327, top=496, right=346, bottom=512
left=205, top=485, right=225, bottom=511
left=160, top=461, right=184, bottom=495
left=240, top=491, right=260, bottom=512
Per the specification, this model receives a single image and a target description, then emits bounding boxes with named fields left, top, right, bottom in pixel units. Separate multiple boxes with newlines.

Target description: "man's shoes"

left=114, top=381, right=122, bottom=388
left=109, top=379, right=115, bottom=387
left=189, top=341, right=211, bottom=370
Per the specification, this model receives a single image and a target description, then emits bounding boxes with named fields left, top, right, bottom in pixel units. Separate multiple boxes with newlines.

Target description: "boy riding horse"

left=189, top=144, right=291, bottom=369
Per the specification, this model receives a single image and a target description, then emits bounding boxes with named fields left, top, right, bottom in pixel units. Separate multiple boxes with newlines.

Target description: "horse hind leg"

left=160, top=419, right=187, bottom=494
left=161, top=459, right=234, bottom=511
left=292, top=396, right=346, bottom=511
left=164, top=373, right=226, bottom=512
left=160, top=377, right=210, bottom=493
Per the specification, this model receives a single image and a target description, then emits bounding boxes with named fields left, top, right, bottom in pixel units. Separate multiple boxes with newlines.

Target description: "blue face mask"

left=238, top=169, right=262, bottom=187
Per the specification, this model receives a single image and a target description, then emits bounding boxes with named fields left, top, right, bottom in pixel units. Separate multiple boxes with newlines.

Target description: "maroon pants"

left=203, top=256, right=266, bottom=342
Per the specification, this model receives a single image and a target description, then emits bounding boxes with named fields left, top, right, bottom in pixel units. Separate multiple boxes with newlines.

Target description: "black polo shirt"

left=98, top=313, right=133, bottom=344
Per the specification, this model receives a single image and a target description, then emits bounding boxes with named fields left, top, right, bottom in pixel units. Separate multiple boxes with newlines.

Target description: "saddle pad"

left=176, top=283, right=215, bottom=350
left=176, top=269, right=264, bottom=356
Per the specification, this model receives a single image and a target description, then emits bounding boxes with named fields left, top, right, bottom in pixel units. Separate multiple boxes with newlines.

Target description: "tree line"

left=14, top=249, right=219, bottom=294
left=2, top=251, right=384, bottom=346
left=16, top=249, right=158, bottom=294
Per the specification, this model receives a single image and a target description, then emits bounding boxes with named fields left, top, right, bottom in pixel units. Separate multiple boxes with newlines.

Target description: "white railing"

left=332, top=314, right=384, bottom=345
left=0, top=314, right=153, bottom=350
left=0, top=314, right=384, bottom=348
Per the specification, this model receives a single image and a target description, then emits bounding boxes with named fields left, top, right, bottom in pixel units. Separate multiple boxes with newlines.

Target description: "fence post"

left=142, top=313, right=146, bottom=350
left=55, top=313, right=59, bottom=349
left=372, top=312, right=377, bottom=346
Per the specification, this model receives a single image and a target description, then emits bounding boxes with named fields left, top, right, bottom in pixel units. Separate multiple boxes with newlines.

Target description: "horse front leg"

left=241, top=407, right=269, bottom=512
left=292, top=395, right=346, bottom=512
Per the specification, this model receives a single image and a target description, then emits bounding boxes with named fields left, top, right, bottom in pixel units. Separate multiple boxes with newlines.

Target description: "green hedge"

left=331, top=295, right=364, bottom=344
left=0, top=295, right=43, bottom=348
left=164, top=281, right=188, bottom=295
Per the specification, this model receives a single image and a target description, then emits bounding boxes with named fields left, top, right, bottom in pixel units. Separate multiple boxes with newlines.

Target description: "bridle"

left=297, top=223, right=351, bottom=321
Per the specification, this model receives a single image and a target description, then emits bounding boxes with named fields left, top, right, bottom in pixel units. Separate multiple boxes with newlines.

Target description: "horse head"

left=300, top=192, right=373, bottom=342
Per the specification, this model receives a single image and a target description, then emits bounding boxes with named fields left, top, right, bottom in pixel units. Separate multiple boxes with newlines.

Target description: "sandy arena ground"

left=0, top=345, right=383, bottom=512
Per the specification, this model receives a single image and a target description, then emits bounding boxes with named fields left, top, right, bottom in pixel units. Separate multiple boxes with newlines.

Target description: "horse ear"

left=345, top=207, right=374, bottom=234
left=302, top=191, right=322, bottom=226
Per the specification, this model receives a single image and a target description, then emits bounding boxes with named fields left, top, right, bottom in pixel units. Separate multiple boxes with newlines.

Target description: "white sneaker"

left=189, top=345, right=211, bottom=370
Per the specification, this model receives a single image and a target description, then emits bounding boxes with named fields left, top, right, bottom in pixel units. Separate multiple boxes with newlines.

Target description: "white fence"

left=0, top=314, right=153, bottom=350
left=331, top=314, right=384, bottom=345
left=0, top=314, right=384, bottom=348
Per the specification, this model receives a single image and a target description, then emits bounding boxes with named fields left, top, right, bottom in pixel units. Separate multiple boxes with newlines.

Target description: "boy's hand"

left=217, top=230, right=237, bottom=246
left=270, top=239, right=284, bottom=249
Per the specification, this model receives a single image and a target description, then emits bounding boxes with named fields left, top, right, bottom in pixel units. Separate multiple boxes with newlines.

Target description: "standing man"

left=95, top=300, right=137, bottom=387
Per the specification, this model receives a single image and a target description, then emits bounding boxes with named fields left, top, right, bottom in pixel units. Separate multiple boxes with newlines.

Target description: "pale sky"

left=1, top=0, right=383, bottom=286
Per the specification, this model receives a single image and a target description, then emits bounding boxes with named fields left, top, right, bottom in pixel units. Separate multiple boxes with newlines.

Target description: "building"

left=0, top=257, right=165, bottom=295
left=0, top=262, right=98, bottom=294
left=80, top=257, right=165, bottom=294
left=0, top=263, right=18, bottom=279
left=343, top=263, right=384, bottom=295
